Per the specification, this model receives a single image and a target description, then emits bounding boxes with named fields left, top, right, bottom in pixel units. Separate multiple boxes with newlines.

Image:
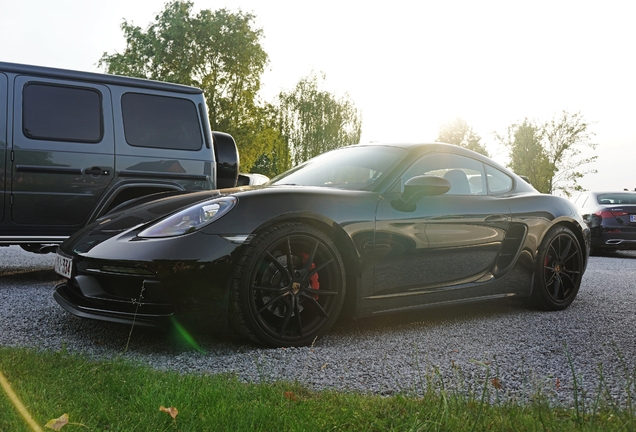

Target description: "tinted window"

left=122, top=93, right=202, bottom=150
left=401, top=153, right=486, bottom=195
left=23, top=83, right=102, bottom=142
left=485, top=164, right=513, bottom=194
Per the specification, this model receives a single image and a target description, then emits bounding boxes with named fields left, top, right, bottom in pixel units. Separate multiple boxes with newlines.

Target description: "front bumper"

left=54, top=280, right=171, bottom=327
left=53, top=232, right=244, bottom=331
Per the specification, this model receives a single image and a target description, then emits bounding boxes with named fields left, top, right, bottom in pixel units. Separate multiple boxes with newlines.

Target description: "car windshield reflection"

left=270, top=145, right=407, bottom=190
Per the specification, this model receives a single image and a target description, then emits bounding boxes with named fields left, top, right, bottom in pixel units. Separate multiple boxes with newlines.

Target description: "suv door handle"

left=84, top=166, right=110, bottom=176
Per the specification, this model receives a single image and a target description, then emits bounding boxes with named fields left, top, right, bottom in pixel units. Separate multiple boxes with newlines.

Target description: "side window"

left=485, top=164, right=513, bottom=194
left=400, top=153, right=486, bottom=195
left=121, top=93, right=202, bottom=150
left=23, top=83, right=103, bottom=142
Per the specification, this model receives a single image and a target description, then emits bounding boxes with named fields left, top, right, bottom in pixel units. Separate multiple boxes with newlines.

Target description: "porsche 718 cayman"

left=54, top=143, right=590, bottom=347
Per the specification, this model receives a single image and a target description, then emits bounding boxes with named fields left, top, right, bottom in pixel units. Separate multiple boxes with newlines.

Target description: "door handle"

left=84, top=167, right=110, bottom=176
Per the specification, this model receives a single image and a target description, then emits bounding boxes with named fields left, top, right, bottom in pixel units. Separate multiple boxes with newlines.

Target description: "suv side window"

left=121, top=93, right=202, bottom=150
left=23, top=83, right=103, bottom=142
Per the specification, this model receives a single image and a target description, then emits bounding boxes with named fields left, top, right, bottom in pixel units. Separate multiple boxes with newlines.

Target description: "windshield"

left=270, top=145, right=407, bottom=190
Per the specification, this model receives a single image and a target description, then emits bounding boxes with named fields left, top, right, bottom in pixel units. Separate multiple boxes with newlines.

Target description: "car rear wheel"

left=230, top=223, right=346, bottom=347
left=530, top=225, right=583, bottom=310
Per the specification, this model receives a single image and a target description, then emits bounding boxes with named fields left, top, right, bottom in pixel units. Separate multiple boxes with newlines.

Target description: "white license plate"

left=55, top=253, right=73, bottom=279
left=631, top=215, right=636, bottom=223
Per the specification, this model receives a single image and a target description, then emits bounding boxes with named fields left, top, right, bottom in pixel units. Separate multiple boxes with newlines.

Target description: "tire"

left=229, top=223, right=346, bottom=347
left=530, top=225, right=583, bottom=310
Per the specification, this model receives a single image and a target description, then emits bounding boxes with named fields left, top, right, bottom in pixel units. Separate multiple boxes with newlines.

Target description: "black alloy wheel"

left=230, top=223, right=346, bottom=347
left=531, top=225, right=583, bottom=310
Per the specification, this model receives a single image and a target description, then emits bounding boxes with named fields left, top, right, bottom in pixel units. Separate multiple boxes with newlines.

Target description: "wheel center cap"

left=292, top=282, right=301, bottom=294
left=554, top=263, right=561, bottom=272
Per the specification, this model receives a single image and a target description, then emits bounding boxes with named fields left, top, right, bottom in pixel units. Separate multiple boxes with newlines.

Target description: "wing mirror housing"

left=391, top=175, right=451, bottom=212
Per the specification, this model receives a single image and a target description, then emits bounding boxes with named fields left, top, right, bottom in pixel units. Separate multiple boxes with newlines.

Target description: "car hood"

left=60, top=184, right=378, bottom=255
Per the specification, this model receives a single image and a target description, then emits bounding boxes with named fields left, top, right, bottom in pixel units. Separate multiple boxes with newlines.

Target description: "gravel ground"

left=1, top=245, right=635, bottom=408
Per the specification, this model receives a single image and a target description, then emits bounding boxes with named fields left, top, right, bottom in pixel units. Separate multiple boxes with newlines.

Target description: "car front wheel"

left=230, top=223, right=346, bottom=347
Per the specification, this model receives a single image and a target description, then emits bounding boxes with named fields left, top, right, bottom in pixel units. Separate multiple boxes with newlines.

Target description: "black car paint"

left=54, top=143, right=591, bottom=340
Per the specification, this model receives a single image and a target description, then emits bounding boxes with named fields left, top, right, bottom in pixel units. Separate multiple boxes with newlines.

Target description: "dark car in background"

left=572, top=191, right=636, bottom=253
left=53, top=142, right=590, bottom=347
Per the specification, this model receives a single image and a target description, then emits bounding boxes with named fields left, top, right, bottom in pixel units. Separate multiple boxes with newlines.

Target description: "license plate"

left=631, top=215, right=636, bottom=223
left=55, top=253, right=73, bottom=279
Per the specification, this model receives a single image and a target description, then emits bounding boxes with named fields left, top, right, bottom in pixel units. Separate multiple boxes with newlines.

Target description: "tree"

left=275, top=72, right=362, bottom=166
left=497, top=111, right=597, bottom=196
left=248, top=104, right=291, bottom=178
left=437, top=117, right=489, bottom=156
left=543, top=111, right=597, bottom=196
left=496, top=119, right=554, bottom=193
left=98, top=1, right=276, bottom=170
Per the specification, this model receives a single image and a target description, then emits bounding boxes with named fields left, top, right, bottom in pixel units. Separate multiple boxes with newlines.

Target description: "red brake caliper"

left=300, top=252, right=320, bottom=298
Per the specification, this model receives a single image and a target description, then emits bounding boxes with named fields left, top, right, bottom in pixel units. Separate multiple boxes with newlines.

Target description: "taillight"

left=595, top=209, right=628, bottom=219
left=595, top=210, right=613, bottom=219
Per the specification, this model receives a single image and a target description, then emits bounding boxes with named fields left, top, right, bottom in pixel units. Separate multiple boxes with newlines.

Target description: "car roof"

left=586, top=191, right=636, bottom=195
left=351, top=141, right=508, bottom=168
left=0, top=61, right=203, bottom=95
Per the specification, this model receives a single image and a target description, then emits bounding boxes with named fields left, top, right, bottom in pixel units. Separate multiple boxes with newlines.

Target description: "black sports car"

left=54, top=143, right=591, bottom=347
left=572, top=190, right=636, bottom=253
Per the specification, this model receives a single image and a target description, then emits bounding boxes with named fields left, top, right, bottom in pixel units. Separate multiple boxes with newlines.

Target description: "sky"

left=1, top=0, right=634, bottom=192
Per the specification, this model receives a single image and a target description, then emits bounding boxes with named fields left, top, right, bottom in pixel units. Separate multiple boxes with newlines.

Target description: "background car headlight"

left=138, top=196, right=237, bottom=238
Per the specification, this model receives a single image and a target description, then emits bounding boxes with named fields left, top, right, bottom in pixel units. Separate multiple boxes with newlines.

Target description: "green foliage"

left=497, top=119, right=554, bottom=193
left=275, top=72, right=362, bottom=166
left=98, top=1, right=275, bottom=171
left=497, top=111, right=597, bottom=196
left=1, top=347, right=633, bottom=431
left=437, top=117, right=489, bottom=156
left=544, top=111, right=598, bottom=197
left=246, top=104, right=292, bottom=178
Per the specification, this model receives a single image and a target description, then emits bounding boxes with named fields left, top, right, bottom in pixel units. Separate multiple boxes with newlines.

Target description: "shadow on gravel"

left=332, top=298, right=526, bottom=337
left=591, top=250, right=636, bottom=259
left=48, top=297, right=531, bottom=356
left=0, top=268, right=60, bottom=282
left=54, top=312, right=247, bottom=356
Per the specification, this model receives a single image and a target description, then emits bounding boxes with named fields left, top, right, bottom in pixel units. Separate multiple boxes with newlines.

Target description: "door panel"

left=0, top=73, right=6, bottom=223
left=11, top=76, right=114, bottom=228
left=372, top=152, right=512, bottom=297
left=374, top=193, right=510, bottom=295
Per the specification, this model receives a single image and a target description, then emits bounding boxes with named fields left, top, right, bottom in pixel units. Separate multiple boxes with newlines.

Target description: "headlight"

left=138, top=196, right=237, bottom=238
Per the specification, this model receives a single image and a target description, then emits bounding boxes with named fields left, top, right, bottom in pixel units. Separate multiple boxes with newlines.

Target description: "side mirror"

left=391, top=175, right=451, bottom=212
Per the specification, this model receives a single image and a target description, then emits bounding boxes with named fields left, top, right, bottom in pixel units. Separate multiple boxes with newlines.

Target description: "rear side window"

left=23, top=83, right=103, bottom=142
left=485, top=164, right=513, bottom=194
left=573, top=194, right=589, bottom=208
left=400, top=153, right=486, bottom=195
left=122, top=93, right=202, bottom=150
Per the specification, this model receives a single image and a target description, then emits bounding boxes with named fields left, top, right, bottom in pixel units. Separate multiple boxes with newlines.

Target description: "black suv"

left=0, top=62, right=239, bottom=253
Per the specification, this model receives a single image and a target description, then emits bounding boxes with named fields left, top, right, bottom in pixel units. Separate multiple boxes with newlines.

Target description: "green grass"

left=0, top=346, right=633, bottom=431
